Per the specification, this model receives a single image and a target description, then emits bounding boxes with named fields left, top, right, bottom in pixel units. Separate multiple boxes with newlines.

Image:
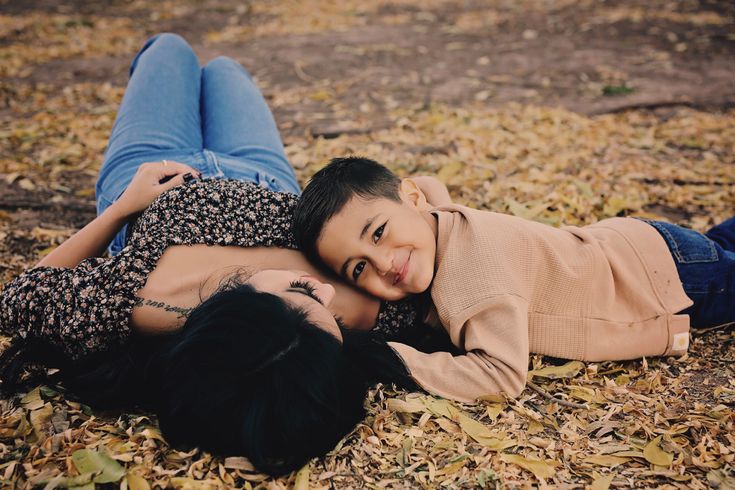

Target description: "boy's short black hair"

left=293, top=156, right=401, bottom=265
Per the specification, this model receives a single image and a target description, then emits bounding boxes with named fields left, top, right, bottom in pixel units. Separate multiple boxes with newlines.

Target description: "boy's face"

left=316, top=181, right=437, bottom=301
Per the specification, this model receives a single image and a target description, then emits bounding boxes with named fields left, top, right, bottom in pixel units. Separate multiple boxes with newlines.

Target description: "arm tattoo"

left=134, top=296, right=195, bottom=320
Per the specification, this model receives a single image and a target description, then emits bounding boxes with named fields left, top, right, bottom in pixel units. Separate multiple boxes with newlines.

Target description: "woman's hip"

left=96, top=149, right=300, bottom=213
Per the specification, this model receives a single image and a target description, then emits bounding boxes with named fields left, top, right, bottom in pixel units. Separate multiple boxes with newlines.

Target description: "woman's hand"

left=112, top=160, right=200, bottom=218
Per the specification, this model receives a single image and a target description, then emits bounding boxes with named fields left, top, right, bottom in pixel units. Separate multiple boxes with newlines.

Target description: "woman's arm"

left=36, top=204, right=131, bottom=268
left=410, top=176, right=452, bottom=207
left=36, top=161, right=199, bottom=268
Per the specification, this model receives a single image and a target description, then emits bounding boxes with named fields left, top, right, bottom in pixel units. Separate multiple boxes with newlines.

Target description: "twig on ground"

left=526, top=381, right=589, bottom=410
left=691, top=322, right=735, bottom=336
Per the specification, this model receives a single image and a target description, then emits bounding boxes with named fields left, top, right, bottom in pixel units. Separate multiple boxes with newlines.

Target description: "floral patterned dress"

left=0, top=179, right=418, bottom=360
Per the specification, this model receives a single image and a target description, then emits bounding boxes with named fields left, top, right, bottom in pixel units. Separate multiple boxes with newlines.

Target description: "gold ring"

left=162, top=160, right=168, bottom=167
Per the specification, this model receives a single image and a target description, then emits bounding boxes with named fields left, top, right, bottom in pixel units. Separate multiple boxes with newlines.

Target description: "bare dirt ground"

left=0, top=0, right=733, bottom=488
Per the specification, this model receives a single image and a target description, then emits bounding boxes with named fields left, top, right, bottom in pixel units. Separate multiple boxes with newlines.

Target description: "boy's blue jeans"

left=644, top=218, right=735, bottom=328
left=95, top=33, right=301, bottom=255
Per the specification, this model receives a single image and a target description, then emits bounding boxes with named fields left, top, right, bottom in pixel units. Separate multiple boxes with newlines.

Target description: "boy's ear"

left=399, top=178, right=430, bottom=211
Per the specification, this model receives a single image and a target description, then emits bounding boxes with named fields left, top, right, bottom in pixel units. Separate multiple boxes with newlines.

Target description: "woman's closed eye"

left=288, top=279, right=324, bottom=305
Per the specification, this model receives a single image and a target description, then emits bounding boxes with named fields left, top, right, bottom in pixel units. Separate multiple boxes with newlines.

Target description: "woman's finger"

left=155, top=160, right=199, bottom=178
left=158, top=171, right=192, bottom=192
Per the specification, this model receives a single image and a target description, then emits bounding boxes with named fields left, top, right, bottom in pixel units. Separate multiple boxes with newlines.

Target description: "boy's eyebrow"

left=359, top=214, right=378, bottom=240
left=340, top=214, right=379, bottom=279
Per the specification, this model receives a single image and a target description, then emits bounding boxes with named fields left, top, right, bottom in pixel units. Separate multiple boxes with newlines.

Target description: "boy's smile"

left=316, top=183, right=438, bottom=301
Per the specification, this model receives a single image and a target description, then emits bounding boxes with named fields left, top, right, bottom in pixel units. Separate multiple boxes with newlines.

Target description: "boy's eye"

left=352, top=261, right=366, bottom=282
left=372, top=223, right=385, bottom=243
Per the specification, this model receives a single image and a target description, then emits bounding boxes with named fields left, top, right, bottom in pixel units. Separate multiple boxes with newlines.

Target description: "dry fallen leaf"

left=528, top=361, right=585, bottom=380
left=500, top=454, right=557, bottom=480
left=643, top=435, right=674, bottom=467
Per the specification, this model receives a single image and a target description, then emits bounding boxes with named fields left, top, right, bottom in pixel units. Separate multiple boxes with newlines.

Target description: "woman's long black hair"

left=0, top=282, right=417, bottom=475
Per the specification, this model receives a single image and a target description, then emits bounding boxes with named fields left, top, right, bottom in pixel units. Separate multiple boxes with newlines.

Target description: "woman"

left=0, top=33, right=423, bottom=474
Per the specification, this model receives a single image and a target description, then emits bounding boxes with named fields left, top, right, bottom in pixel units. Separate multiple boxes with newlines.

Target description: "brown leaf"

left=590, top=473, right=615, bottom=490
left=528, top=361, right=585, bottom=380
left=643, top=436, right=674, bottom=466
left=501, top=454, right=557, bottom=480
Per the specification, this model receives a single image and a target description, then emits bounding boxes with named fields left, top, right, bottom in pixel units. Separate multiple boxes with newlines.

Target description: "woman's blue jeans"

left=95, top=33, right=301, bottom=255
left=644, top=218, right=735, bottom=328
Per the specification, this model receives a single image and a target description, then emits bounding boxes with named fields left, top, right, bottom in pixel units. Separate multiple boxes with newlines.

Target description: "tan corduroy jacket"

left=388, top=205, right=693, bottom=402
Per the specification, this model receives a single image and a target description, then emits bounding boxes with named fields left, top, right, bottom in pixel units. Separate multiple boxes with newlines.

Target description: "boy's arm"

left=410, top=176, right=452, bottom=207
left=387, top=295, right=529, bottom=402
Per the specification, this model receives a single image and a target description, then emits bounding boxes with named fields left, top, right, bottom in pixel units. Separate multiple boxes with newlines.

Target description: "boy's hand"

left=410, top=176, right=452, bottom=207
left=112, top=161, right=200, bottom=218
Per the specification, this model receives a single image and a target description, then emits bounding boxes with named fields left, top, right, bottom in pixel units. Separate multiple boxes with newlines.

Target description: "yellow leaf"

left=584, top=455, right=630, bottom=467
left=568, top=385, right=597, bottom=402
left=435, top=417, right=461, bottom=434
left=20, top=387, right=45, bottom=411
left=435, top=456, right=466, bottom=476
left=37, top=245, right=59, bottom=257
left=501, top=454, right=557, bottom=480
left=223, top=457, right=255, bottom=471
left=31, top=227, right=73, bottom=241
left=74, top=187, right=95, bottom=198
left=609, top=450, right=645, bottom=459
left=527, top=420, right=544, bottom=435
left=590, top=473, right=615, bottom=490
left=454, top=412, right=515, bottom=451
left=294, top=465, right=309, bottom=490
left=29, top=402, right=53, bottom=439
left=5, top=172, right=21, bottom=184
left=486, top=403, right=504, bottom=421
left=643, top=435, right=673, bottom=466
left=421, top=396, right=458, bottom=419
left=125, top=474, right=151, bottom=490
left=308, top=89, right=332, bottom=101
left=436, top=161, right=463, bottom=184
left=505, top=197, right=533, bottom=220
left=140, top=427, right=166, bottom=442
left=478, top=393, right=506, bottom=404
left=528, top=361, right=584, bottom=380
left=169, top=477, right=220, bottom=490
left=72, top=449, right=125, bottom=484
left=17, top=178, right=36, bottom=191
left=386, top=397, right=425, bottom=413
left=573, top=179, right=594, bottom=198
left=0, top=412, right=32, bottom=438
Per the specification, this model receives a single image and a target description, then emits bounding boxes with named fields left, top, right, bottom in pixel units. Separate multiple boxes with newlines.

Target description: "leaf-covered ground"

left=1, top=0, right=734, bottom=488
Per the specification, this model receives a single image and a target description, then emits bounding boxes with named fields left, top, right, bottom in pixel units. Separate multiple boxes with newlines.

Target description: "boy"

left=293, top=157, right=734, bottom=402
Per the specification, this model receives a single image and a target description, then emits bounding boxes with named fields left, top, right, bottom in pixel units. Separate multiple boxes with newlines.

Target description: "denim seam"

left=204, top=149, right=226, bottom=178
left=643, top=219, right=717, bottom=264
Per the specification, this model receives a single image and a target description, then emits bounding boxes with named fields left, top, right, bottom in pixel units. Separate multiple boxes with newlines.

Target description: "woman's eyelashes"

left=289, top=280, right=324, bottom=305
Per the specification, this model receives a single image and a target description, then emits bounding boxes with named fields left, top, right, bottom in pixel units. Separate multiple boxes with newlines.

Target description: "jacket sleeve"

left=387, top=295, right=530, bottom=402
left=0, top=258, right=131, bottom=360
